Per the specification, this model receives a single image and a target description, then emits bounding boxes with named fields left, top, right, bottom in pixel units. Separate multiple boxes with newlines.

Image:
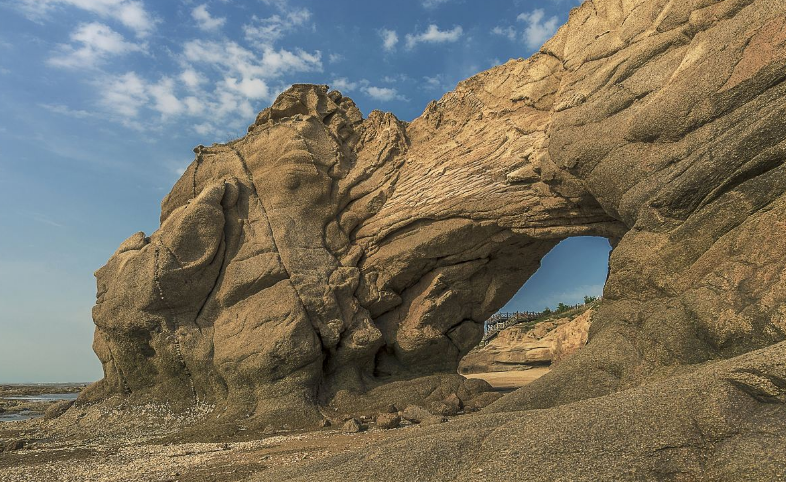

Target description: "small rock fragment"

left=45, top=400, right=75, bottom=420
left=401, top=405, right=432, bottom=424
left=375, top=413, right=401, bottom=430
left=342, top=418, right=363, bottom=433
left=4, top=439, right=26, bottom=452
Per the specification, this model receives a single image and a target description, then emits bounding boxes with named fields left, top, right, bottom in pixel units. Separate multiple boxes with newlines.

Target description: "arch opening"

left=458, top=236, right=612, bottom=385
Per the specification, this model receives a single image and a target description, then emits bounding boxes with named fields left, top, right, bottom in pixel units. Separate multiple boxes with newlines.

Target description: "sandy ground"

left=0, top=372, right=549, bottom=482
left=464, top=368, right=550, bottom=390
left=0, top=423, right=423, bottom=482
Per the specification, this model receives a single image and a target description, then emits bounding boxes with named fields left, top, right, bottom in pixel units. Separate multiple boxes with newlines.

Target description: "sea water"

left=0, top=392, right=79, bottom=422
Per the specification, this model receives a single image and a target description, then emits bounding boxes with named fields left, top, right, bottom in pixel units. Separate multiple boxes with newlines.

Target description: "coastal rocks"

left=44, top=400, right=74, bottom=420
left=459, top=309, right=593, bottom=374
left=84, top=0, right=786, bottom=434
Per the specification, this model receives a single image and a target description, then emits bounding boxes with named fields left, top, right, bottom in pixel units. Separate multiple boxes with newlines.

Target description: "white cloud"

left=328, top=52, right=344, bottom=63
left=405, top=25, right=463, bottom=49
left=97, top=71, right=149, bottom=118
left=491, top=26, right=517, bottom=41
left=179, top=69, right=204, bottom=90
left=182, top=96, right=204, bottom=115
left=182, top=39, right=321, bottom=79
left=421, top=0, right=452, bottom=8
left=48, top=22, right=143, bottom=69
left=423, top=74, right=444, bottom=90
left=192, top=4, right=226, bottom=32
left=380, top=29, right=398, bottom=52
left=13, top=0, right=158, bottom=37
left=363, top=85, right=406, bottom=102
left=148, top=77, right=184, bottom=117
left=193, top=122, right=214, bottom=136
left=518, top=9, right=559, bottom=49
left=223, top=76, right=269, bottom=99
left=330, top=78, right=406, bottom=102
left=90, top=37, right=321, bottom=132
left=27, top=1, right=322, bottom=137
left=259, top=0, right=289, bottom=10
left=243, top=8, right=311, bottom=46
left=331, top=77, right=360, bottom=92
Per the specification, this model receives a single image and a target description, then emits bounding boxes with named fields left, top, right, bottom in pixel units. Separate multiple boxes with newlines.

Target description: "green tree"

left=556, top=302, right=570, bottom=313
left=584, top=295, right=598, bottom=304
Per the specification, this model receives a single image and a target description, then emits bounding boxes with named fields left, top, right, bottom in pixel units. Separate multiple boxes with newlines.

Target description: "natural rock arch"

left=83, top=0, right=786, bottom=430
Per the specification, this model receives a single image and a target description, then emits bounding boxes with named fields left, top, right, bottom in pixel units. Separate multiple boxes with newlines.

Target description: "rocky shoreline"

left=0, top=384, right=86, bottom=422
left=0, top=377, right=514, bottom=481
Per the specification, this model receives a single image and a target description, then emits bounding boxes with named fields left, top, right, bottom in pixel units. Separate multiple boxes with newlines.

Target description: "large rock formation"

left=84, top=0, right=786, bottom=436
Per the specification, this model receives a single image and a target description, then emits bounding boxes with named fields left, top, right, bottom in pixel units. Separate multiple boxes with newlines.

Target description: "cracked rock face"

left=86, top=0, right=786, bottom=428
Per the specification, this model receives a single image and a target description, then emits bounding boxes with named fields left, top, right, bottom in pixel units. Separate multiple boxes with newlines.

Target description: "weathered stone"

left=342, top=418, right=363, bottom=434
left=258, top=342, right=786, bottom=481
left=375, top=413, right=401, bottom=430
left=429, top=393, right=463, bottom=416
left=44, top=400, right=74, bottom=420
left=460, top=309, right=593, bottom=373
left=3, top=439, right=26, bottom=452
left=400, top=406, right=433, bottom=424
left=82, top=0, right=786, bottom=439
left=463, top=392, right=502, bottom=412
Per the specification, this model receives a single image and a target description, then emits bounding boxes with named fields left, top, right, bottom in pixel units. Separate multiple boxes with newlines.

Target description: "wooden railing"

left=482, top=311, right=541, bottom=342
left=481, top=301, right=597, bottom=344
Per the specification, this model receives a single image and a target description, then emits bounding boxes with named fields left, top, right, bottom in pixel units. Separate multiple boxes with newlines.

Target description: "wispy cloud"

left=18, top=210, right=65, bottom=228
left=182, top=39, right=321, bottom=79
left=380, top=29, right=398, bottom=51
left=421, top=0, right=452, bottom=9
left=405, top=25, right=463, bottom=49
left=97, top=71, right=149, bottom=118
left=491, top=26, right=517, bottom=41
left=243, top=8, right=311, bottom=46
left=38, top=103, right=96, bottom=119
left=518, top=9, right=559, bottom=49
left=12, top=0, right=158, bottom=37
left=48, top=22, right=143, bottom=69
left=331, top=77, right=367, bottom=92
left=492, top=9, right=560, bottom=50
left=422, top=74, right=447, bottom=91
left=27, top=0, right=321, bottom=137
left=192, top=4, right=226, bottom=32
left=363, top=85, right=407, bottom=102
left=330, top=78, right=407, bottom=103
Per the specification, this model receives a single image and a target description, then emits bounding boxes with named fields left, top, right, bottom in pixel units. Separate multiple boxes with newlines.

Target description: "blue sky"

left=0, top=0, right=593, bottom=383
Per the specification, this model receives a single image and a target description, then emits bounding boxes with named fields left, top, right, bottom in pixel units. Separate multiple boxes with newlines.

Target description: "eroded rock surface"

left=84, top=0, right=786, bottom=435
left=459, top=308, right=594, bottom=373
